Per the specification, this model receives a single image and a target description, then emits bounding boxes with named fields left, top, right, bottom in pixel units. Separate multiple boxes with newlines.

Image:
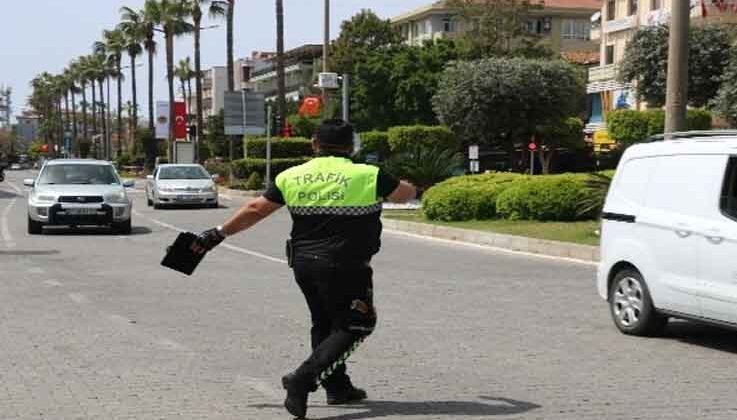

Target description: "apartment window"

left=651, top=0, right=662, bottom=9
left=442, top=17, right=456, bottom=33
left=562, top=19, right=591, bottom=40
left=526, top=19, right=542, bottom=34
left=629, top=0, right=638, bottom=16
left=605, top=45, right=615, bottom=65
left=607, top=0, right=616, bottom=20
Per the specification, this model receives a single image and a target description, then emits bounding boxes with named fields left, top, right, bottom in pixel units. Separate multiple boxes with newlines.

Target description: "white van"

left=598, top=132, right=737, bottom=336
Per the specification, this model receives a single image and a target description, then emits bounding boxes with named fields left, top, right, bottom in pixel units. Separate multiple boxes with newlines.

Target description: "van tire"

left=609, top=269, right=668, bottom=336
left=28, top=216, right=43, bottom=235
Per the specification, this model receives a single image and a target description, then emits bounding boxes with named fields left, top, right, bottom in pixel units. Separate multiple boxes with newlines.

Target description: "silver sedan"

left=145, top=164, right=219, bottom=209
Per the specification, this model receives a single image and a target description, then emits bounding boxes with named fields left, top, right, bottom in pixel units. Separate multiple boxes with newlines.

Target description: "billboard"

left=224, top=91, right=266, bottom=136
left=155, top=101, right=169, bottom=139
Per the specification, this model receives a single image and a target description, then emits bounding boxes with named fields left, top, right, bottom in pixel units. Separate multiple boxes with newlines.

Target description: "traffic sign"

left=528, top=142, right=537, bottom=152
left=468, top=144, right=479, bottom=160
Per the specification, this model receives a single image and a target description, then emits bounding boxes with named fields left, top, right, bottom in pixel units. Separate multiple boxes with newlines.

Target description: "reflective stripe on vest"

left=275, top=156, right=380, bottom=216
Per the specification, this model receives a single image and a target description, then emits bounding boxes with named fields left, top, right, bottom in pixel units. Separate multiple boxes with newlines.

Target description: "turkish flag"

left=174, top=101, right=187, bottom=140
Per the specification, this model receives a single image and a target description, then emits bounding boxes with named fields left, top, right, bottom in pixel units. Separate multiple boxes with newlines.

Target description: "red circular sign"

left=528, top=142, right=537, bottom=151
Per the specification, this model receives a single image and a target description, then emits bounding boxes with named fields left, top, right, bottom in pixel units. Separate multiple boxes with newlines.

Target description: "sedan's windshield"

left=158, top=166, right=210, bottom=180
left=38, top=164, right=120, bottom=185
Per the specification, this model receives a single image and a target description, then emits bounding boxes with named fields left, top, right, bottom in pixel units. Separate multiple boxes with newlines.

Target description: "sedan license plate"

left=177, top=195, right=198, bottom=201
left=65, top=208, right=99, bottom=215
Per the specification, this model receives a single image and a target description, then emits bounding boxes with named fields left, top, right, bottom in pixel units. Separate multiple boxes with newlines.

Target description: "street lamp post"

left=323, top=0, right=330, bottom=109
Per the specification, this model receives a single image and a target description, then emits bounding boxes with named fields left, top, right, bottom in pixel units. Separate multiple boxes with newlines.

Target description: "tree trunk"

left=187, top=78, right=192, bottom=118
left=117, top=56, right=124, bottom=155
left=166, top=31, right=176, bottom=160
left=226, top=0, right=235, bottom=92
left=81, top=82, right=88, bottom=141
left=146, top=39, right=156, bottom=171
left=99, top=80, right=106, bottom=159
left=91, top=79, right=97, bottom=137
left=194, top=12, right=203, bottom=162
left=130, top=53, right=138, bottom=148
left=276, top=0, right=286, bottom=130
left=105, top=77, right=111, bottom=159
left=71, top=89, right=78, bottom=156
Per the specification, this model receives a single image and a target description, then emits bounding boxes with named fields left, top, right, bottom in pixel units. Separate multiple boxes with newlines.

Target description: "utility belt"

left=285, top=238, right=370, bottom=268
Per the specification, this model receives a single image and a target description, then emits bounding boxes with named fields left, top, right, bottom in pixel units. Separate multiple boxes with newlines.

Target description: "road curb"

left=217, top=187, right=264, bottom=198
left=381, top=218, right=600, bottom=263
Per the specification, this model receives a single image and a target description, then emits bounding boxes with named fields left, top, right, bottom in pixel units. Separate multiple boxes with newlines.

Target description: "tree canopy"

left=618, top=24, right=732, bottom=108
left=331, top=9, right=401, bottom=76
left=432, top=57, right=585, bottom=151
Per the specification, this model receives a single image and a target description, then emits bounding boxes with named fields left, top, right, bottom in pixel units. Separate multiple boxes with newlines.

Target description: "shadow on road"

left=661, top=320, right=737, bottom=354
left=251, top=396, right=540, bottom=419
left=42, top=226, right=153, bottom=236
left=0, top=189, right=19, bottom=199
left=154, top=204, right=229, bottom=211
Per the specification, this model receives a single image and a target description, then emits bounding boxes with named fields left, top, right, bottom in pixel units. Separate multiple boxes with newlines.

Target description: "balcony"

left=603, top=15, right=637, bottom=34
left=588, top=65, right=617, bottom=83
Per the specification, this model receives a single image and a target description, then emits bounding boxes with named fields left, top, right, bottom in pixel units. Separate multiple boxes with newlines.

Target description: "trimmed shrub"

left=422, top=172, right=525, bottom=221
left=204, top=161, right=230, bottom=179
left=496, top=174, right=594, bottom=221
left=606, top=110, right=649, bottom=144
left=287, top=115, right=321, bottom=138
left=686, top=108, right=712, bottom=130
left=387, top=125, right=459, bottom=153
left=242, top=172, right=264, bottom=190
left=232, top=157, right=311, bottom=180
left=608, top=108, right=713, bottom=144
left=359, top=131, right=390, bottom=157
left=244, top=137, right=313, bottom=159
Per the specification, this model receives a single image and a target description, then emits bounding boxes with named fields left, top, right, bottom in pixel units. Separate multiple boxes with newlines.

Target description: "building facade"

left=392, top=0, right=601, bottom=54
left=249, top=44, right=323, bottom=101
left=14, top=112, right=40, bottom=150
left=587, top=0, right=737, bottom=136
left=199, top=52, right=276, bottom=117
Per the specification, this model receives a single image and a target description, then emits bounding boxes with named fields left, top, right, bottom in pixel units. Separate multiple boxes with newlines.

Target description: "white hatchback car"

left=598, top=132, right=737, bottom=336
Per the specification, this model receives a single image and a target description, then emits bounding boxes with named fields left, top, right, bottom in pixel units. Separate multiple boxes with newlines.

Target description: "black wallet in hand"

left=161, top=232, right=206, bottom=276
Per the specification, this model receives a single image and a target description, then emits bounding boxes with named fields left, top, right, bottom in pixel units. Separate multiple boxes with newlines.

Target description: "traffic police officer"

left=192, top=119, right=416, bottom=419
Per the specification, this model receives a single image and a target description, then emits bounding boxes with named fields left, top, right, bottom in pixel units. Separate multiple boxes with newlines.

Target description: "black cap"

left=317, top=119, right=354, bottom=147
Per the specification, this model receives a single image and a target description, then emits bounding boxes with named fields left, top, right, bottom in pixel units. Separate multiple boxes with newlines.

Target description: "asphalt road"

left=2, top=169, right=737, bottom=420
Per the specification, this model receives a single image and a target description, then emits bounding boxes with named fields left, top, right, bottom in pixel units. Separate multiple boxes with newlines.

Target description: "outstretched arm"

left=192, top=196, right=283, bottom=254
left=222, top=196, right=283, bottom=236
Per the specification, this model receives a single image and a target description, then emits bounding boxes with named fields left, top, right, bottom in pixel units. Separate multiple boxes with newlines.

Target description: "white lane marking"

left=68, top=293, right=89, bottom=304
left=238, top=375, right=283, bottom=399
left=384, top=228, right=599, bottom=267
left=0, top=196, right=18, bottom=247
left=158, top=338, right=191, bottom=352
left=5, top=181, right=22, bottom=193
left=107, top=314, right=134, bottom=325
left=43, top=280, right=63, bottom=287
left=133, top=210, right=287, bottom=265
left=28, top=267, right=44, bottom=274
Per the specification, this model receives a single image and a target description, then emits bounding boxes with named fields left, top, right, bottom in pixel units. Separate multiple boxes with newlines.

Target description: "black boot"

left=326, top=385, right=368, bottom=405
left=282, top=372, right=317, bottom=419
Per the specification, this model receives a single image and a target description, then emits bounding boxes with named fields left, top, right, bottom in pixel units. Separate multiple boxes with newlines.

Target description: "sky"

left=0, top=0, right=429, bottom=121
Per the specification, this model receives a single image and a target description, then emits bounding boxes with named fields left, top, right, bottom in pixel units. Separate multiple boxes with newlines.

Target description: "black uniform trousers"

left=292, top=255, right=376, bottom=392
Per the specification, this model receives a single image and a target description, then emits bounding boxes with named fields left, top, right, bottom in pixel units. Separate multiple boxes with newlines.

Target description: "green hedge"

left=287, top=115, right=321, bottom=138
left=387, top=125, right=459, bottom=153
left=232, top=157, right=311, bottom=180
left=243, top=137, right=312, bottom=159
left=359, top=131, right=390, bottom=157
left=496, top=174, right=593, bottom=221
left=204, top=161, right=230, bottom=178
left=422, top=172, right=525, bottom=221
left=607, top=109, right=713, bottom=144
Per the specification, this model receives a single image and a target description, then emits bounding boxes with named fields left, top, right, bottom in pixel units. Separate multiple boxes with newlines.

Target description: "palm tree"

left=70, top=59, right=89, bottom=145
left=211, top=0, right=234, bottom=91
left=175, top=57, right=194, bottom=114
left=188, top=0, right=226, bottom=162
left=64, top=66, right=79, bottom=153
left=95, top=29, right=126, bottom=156
left=147, top=0, right=194, bottom=159
left=118, top=7, right=145, bottom=150
left=276, top=0, right=287, bottom=133
left=87, top=53, right=109, bottom=158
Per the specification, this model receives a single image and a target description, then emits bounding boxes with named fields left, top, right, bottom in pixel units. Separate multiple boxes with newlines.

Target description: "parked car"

left=24, top=159, right=134, bottom=234
left=145, top=164, right=218, bottom=209
left=10, top=163, right=22, bottom=170
left=598, top=131, right=737, bottom=336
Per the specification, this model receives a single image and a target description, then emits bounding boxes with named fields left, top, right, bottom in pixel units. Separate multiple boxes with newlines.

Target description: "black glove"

left=192, top=227, right=226, bottom=253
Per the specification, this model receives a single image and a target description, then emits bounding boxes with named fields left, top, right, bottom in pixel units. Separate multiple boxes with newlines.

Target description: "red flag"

left=174, top=102, right=187, bottom=140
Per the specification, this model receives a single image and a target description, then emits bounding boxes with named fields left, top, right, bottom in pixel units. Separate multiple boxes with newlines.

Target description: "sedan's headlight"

left=158, top=186, right=176, bottom=193
left=105, top=191, right=128, bottom=203
left=202, top=184, right=216, bottom=193
left=31, top=192, right=56, bottom=203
